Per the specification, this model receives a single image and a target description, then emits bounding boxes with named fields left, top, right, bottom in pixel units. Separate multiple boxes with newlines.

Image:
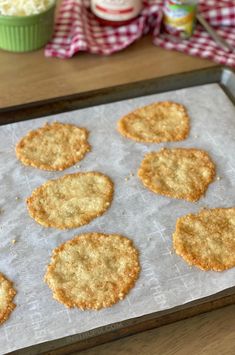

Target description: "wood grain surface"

left=0, top=4, right=234, bottom=353
left=0, top=35, right=215, bottom=109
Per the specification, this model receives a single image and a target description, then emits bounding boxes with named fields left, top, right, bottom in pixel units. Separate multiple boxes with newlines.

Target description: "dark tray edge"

left=8, top=287, right=235, bottom=355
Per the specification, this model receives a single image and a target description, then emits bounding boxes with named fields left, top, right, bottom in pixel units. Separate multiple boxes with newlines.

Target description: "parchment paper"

left=0, top=83, right=235, bottom=354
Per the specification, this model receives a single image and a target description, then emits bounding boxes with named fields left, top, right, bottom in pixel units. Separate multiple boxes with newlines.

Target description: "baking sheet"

left=0, top=83, right=235, bottom=354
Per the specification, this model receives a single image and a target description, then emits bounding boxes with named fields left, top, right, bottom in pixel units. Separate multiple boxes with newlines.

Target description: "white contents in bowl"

left=0, top=0, right=55, bottom=16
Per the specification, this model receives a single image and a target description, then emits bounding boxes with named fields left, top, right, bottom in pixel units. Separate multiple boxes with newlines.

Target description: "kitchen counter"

left=0, top=32, right=234, bottom=355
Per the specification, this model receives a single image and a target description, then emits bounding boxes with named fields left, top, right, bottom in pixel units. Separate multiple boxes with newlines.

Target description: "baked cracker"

left=138, top=148, right=215, bottom=202
left=16, top=122, right=91, bottom=171
left=45, top=233, right=140, bottom=310
left=173, top=208, right=235, bottom=271
left=117, top=101, right=189, bottom=143
left=27, top=172, right=114, bottom=230
left=0, top=273, right=16, bottom=325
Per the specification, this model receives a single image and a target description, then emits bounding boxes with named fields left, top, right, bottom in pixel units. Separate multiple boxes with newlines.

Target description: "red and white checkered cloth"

left=45, top=0, right=235, bottom=68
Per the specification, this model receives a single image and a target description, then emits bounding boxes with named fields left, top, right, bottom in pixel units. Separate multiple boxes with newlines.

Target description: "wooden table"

left=0, top=35, right=216, bottom=109
left=0, top=36, right=234, bottom=354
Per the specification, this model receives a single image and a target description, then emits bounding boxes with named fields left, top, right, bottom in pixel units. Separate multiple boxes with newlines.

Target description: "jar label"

left=91, top=0, right=142, bottom=21
left=163, top=1, right=197, bottom=38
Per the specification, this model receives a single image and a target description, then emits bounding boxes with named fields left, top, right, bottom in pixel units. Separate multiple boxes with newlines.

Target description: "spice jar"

left=91, top=0, right=143, bottom=26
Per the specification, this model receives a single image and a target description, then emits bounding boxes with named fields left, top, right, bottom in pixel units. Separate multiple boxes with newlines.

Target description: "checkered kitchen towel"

left=45, top=0, right=235, bottom=67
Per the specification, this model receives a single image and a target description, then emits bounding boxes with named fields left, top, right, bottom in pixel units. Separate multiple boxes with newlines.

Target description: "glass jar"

left=91, top=0, right=143, bottom=26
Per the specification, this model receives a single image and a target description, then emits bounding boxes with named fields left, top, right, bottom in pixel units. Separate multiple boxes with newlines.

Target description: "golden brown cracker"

left=173, top=208, right=235, bottom=271
left=16, top=122, right=91, bottom=171
left=0, top=273, right=16, bottom=325
left=138, top=148, right=215, bottom=202
left=117, top=101, right=189, bottom=143
left=45, top=233, right=140, bottom=310
left=27, top=172, right=114, bottom=230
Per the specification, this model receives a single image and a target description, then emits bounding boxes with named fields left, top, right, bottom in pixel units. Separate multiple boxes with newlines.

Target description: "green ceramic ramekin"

left=0, top=3, right=56, bottom=52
